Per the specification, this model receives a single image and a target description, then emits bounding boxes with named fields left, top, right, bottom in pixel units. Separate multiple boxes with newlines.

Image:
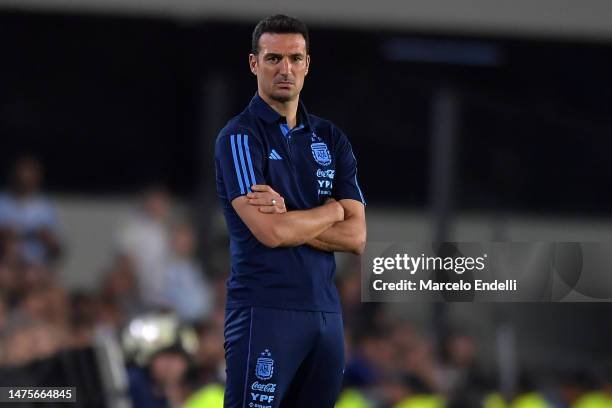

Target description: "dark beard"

left=270, top=92, right=294, bottom=103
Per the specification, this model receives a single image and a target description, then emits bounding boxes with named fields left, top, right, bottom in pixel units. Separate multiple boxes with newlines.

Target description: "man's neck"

left=259, top=92, right=299, bottom=129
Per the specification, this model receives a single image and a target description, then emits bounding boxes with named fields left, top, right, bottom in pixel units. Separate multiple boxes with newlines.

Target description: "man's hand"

left=247, top=184, right=287, bottom=213
left=307, top=199, right=366, bottom=255
left=232, top=186, right=343, bottom=248
left=243, top=187, right=363, bottom=253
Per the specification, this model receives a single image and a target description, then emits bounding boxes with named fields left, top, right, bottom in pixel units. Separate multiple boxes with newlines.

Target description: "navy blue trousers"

left=223, top=306, right=345, bottom=408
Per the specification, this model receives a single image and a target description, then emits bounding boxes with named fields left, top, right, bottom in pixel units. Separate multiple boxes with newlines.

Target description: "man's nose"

left=279, top=57, right=291, bottom=75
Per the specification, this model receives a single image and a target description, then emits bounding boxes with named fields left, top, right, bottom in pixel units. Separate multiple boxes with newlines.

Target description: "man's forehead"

left=258, top=33, right=307, bottom=54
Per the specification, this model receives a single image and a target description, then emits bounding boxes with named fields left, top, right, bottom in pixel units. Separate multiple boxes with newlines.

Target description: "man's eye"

left=268, top=56, right=280, bottom=62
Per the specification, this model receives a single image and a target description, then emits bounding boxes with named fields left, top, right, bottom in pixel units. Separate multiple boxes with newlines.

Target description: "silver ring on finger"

left=271, top=199, right=277, bottom=206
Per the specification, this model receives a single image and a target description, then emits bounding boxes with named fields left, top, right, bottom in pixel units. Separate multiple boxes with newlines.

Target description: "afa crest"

left=311, top=142, right=332, bottom=166
left=255, top=349, right=274, bottom=380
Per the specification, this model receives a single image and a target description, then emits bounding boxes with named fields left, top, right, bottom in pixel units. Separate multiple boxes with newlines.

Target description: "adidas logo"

left=269, top=149, right=282, bottom=160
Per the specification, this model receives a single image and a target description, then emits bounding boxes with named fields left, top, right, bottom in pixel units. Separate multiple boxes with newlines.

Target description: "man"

left=116, top=185, right=172, bottom=308
left=0, top=155, right=61, bottom=265
left=215, top=15, right=366, bottom=407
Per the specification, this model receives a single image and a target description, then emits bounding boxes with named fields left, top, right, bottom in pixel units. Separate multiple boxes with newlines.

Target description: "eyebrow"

left=263, top=52, right=305, bottom=58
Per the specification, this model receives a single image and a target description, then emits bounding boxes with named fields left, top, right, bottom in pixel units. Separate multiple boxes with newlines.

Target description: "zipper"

left=280, top=127, right=310, bottom=207
left=284, top=133, right=293, bottom=163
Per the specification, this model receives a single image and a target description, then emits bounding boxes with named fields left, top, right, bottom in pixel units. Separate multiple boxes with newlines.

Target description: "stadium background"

left=0, top=1, right=611, bottom=407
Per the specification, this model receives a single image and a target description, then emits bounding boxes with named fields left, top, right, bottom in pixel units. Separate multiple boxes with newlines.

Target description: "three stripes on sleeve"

left=230, top=134, right=257, bottom=194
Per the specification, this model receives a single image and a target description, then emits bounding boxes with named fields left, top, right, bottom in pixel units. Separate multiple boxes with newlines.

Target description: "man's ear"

left=249, top=54, right=258, bottom=76
left=305, top=54, right=310, bottom=76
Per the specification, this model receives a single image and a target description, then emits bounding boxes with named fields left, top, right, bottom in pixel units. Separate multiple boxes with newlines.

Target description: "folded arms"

left=231, top=185, right=366, bottom=255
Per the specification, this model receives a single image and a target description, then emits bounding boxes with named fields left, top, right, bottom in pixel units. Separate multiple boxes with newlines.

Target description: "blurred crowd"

left=335, top=279, right=612, bottom=408
left=0, top=156, right=226, bottom=407
left=0, top=156, right=611, bottom=408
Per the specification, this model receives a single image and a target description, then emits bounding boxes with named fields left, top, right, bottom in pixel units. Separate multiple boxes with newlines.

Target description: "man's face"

left=250, top=33, right=309, bottom=103
left=13, top=158, right=42, bottom=194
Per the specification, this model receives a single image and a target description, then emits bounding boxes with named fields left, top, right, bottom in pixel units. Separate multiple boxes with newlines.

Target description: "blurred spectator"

left=128, top=346, right=191, bottom=408
left=68, top=292, right=100, bottom=348
left=18, top=283, right=69, bottom=327
left=338, top=269, right=367, bottom=325
left=0, top=317, right=66, bottom=367
left=558, top=370, right=611, bottom=408
left=100, top=253, right=143, bottom=324
left=183, top=381, right=224, bottom=408
left=0, top=295, right=6, bottom=335
left=346, top=327, right=392, bottom=388
left=442, top=332, right=489, bottom=405
left=0, top=155, right=61, bottom=265
left=483, top=374, right=552, bottom=408
left=335, top=387, right=375, bottom=408
left=193, top=319, right=224, bottom=384
left=149, top=347, right=192, bottom=407
left=379, top=373, right=443, bottom=408
left=123, top=313, right=199, bottom=408
left=0, top=229, right=22, bottom=270
left=163, top=223, right=214, bottom=322
left=116, top=185, right=172, bottom=307
left=181, top=315, right=226, bottom=408
left=398, top=331, right=442, bottom=393
left=0, top=261, right=20, bottom=305
left=604, top=368, right=612, bottom=397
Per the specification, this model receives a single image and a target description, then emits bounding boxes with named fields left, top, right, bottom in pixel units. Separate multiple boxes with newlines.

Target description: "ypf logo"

left=311, top=142, right=332, bottom=166
left=255, top=349, right=274, bottom=380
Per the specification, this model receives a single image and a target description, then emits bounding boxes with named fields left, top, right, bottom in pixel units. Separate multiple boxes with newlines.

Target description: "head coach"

left=214, top=14, right=367, bottom=408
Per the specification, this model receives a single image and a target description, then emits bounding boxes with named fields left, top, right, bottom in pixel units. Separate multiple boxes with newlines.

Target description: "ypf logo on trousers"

left=255, top=349, right=274, bottom=380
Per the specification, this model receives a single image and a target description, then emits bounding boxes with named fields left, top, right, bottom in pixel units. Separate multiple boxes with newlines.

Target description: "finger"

left=251, top=185, right=272, bottom=192
left=247, top=192, right=265, bottom=199
left=258, top=206, right=281, bottom=213
left=249, top=193, right=278, bottom=202
left=248, top=198, right=274, bottom=206
left=252, top=185, right=280, bottom=196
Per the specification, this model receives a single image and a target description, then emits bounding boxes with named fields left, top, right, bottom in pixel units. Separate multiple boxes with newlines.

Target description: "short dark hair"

left=251, top=14, right=309, bottom=55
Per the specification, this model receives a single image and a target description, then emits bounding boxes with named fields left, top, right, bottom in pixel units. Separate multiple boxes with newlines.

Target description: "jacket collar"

left=249, top=92, right=312, bottom=130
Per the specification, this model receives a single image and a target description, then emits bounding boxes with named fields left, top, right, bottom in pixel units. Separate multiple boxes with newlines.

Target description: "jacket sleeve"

left=215, top=128, right=266, bottom=203
left=332, top=126, right=366, bottom=204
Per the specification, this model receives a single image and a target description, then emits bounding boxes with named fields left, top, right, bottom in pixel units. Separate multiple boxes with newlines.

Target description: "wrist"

left=325, top=200, right=344, bottom=221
